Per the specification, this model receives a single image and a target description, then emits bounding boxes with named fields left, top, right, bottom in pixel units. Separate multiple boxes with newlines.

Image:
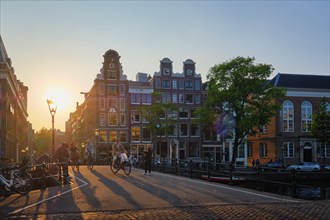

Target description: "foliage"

left=309, top=97, right=330, bottom=145
left=35, top=127, right=52, bottom=155
left=204, top=56, right=286, bottom=164
left=139, top=92, right=178, bottom=148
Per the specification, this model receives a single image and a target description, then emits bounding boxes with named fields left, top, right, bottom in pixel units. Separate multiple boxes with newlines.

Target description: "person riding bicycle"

left=69, top=143, right=80, bottom=170
left=85, top=141, right=95, bottom=162
left=112, top=138, right=127, bottom=168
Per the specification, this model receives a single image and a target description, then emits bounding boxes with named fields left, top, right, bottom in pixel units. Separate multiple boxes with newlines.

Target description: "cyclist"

left=69, top=143, right=80, bottom=171
left=85, top=141, right=95, bottom=165
left=112, top=138, right=127, bottom=168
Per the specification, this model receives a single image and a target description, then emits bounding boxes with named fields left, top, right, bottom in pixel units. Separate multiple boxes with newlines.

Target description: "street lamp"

left=95, top=129, right=99, bottom=159
left=47, top=98, right=57, bottom=162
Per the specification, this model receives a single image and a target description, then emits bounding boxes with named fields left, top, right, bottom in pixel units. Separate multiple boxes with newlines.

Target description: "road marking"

left=9, top=175, right=88, bottom=215
left=152, top=172, right=300, bottom=203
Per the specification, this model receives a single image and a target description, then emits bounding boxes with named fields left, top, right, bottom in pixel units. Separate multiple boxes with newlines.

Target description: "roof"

left=271, top=73, right=330, bottom=90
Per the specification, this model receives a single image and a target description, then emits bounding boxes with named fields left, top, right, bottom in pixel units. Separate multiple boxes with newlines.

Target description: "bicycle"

left=0, top=165, right=32, bottom=196
left=110, top=153, right=131, bottom=176
left=86, top=152, right=94, bottom=171
left=70, top=158, right=80, bottom=172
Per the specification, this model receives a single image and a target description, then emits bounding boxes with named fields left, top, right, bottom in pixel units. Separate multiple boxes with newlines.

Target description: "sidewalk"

left=8, top=200, right=330, bottom=220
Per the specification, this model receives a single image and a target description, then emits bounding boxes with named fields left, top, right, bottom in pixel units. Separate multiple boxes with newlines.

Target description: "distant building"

left=0, top=35, right=30, bottom=162
left=248, top=73, right=330, bottom=167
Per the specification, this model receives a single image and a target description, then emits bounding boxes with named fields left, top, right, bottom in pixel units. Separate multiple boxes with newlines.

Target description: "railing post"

left=291, top=169, right=297, bottom=198
left=190, top=160, right=193, bottom=178
left=256, top=167, right=261, bottom=190
left=229, top=163, right=233, bottom=185
left=175, top=159, right=178, bottom=175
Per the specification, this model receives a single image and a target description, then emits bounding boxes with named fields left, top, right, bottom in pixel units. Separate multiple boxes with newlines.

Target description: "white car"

left=287, top=162, right=320, bottom=171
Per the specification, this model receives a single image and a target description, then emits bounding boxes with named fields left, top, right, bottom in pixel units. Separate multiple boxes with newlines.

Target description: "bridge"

left=1, top=166, right=329, bottom=219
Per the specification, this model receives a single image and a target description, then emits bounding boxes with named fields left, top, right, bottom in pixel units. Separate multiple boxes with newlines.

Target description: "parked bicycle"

left=110, top=153, right=131, bottom=175
left=0, top=165, right=32, bottom=196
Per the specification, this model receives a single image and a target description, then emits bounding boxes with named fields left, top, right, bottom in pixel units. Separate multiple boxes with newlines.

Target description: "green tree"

left=204, top=56, right=286, bottom=165
left=140, top=92, right=178, bottom=155
left=35, top=127, right=52, bottom=156
left=309, top=98, right=330, bottom=168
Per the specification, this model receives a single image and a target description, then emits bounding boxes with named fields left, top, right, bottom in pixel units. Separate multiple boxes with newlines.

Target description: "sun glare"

left=45, top=87, right=71, bottom=111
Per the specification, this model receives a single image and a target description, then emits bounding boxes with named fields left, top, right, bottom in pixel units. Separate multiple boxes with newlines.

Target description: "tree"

left=35, top=127, right=52, bottom=156
left=140, top=92, right=178, bottom=156
left=203, top=56, right=286, bottom=165
left=309, top=98, right=330, bottom=168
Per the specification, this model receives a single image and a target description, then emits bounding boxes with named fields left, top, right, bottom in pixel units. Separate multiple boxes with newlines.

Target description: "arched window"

left=282, top=100, right=294, bottom=132
left=301, top=101, right=312, bottom=132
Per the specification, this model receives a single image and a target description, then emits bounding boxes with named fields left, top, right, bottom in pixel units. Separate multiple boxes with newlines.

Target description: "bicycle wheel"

left=13, top=172, right=32, bottom=195
left=123, top=161, right=131, bottom=176
left=110, top=159, right=119, bottom=174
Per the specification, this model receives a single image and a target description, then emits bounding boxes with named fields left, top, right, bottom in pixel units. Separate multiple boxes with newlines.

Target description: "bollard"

left=229, top=163, right=233, bottom=185
left=256, top=168, right=261, bottom=190
left=207, top=161, right=211, bottom=180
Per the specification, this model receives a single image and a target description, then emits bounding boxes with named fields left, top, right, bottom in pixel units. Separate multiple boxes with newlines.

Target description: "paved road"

left=1, top=166, right=329, bottom=219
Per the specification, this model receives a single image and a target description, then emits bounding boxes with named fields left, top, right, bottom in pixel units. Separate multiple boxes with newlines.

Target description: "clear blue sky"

left=1, top=0, right=329, bottom=131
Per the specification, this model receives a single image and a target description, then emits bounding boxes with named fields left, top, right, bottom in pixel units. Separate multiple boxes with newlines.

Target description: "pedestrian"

left=144, top=144, right=152, bottom=175
left=256, top=158, right=260, bottom=169
left=54, top=142, right=69, bottom=180
left=252, top=159, right=255, bottom=169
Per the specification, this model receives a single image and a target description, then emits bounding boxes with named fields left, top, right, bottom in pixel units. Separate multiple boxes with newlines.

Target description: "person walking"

left=54, top=142, right=69, bottom=180
left=144, top=144, right=152, bottom=175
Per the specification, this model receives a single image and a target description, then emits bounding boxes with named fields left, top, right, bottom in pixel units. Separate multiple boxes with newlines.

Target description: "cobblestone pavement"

left=7, top=200, right=330, bottom=220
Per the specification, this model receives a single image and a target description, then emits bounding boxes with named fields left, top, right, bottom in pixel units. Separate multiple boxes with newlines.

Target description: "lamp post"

left=95, top=129, right=99, bottom=160
left=47, top=98, right=57, bottom=162
left=280, top=143, right=285, bottom=168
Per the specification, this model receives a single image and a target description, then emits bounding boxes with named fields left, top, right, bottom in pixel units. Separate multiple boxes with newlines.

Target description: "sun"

left=45, top=87, right=71, bottom=111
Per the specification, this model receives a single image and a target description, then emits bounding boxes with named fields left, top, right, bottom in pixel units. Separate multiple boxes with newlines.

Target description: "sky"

left=0, top=0, right=329, bottom=132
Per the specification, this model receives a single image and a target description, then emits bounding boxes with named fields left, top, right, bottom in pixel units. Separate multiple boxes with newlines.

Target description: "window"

left=186, top=94, right=193, bottom=104
left=191, top=124, right=200, bottom=136
left=168, top=124, right=177, bottom=136
left=259, top=124, right=268, bottom=134
left=178, top=93, right=184, bottom=103
left=282, top=100, right=294, bottom=132
left=120, top=98, right=125, bottom=111
left=131, top=93, right=141, bottom=104
left=172, top=94, right=177, bottom=103
left=260, top=143, right=268, bottom=158
left=162, top=92, right=171, bottom=103
left=99, top=131, right=107, bottom=142
left=247, top=142, right=253, bottom=158
left=162, top=80, right=170, bottom=89
left=155, top=78, right=161, bottom=89
left=194, top=80, right=201, bottom=90
left=99, top=83, right=105, bottom=95
left=99, top=97, right=105, bottom=111
left=108, top=113, right=118, bottom=126
left=194, top=94, right=201, bottom=104
left=109, top=131, right=117, bottom=143
left=283, top=142, right=294, bottom=158
left=188, top=142, right=199, bottom=157
left=320, top=143, right=330, bottom=158
left=99, top=113, right=106, bottom=126
left=180, top=124, right=188, bottom=136
left=178, top=79, right=184, bottom=90
left=120, top=113, right=126, bottom=126
left=142, top=127, right=151, bottom=142
left=142, top=94, right=151, bottom=104
left=131, top=111, right=140, bottom=123
left=108, top=98, right=117, bottom=109
left=301, top=101, right=312, bottom=132
left=131, top=127, right=140, bottom=142
left=185, top=80, right=193, bottom=90
left=190, top=108, right=197, bottom=118
left=108, top=84, right=117, bottom=95
left=237, top=144, right=244, bottom=158
left=172, top=80, right=177, bottom=89
left=119, top=131, right=127, bottom=143
left=119, top=84, right=125, bottom=96
left=179, top=108, right=188, bottom=118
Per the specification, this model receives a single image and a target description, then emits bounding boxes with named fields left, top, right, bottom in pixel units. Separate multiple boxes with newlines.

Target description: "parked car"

left=286, top=162, right=320, bottom=171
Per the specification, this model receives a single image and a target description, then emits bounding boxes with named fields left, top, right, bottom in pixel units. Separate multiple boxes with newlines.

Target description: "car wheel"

left=313, top=168, right=319, bottom=171
left=296, top=168, right=301, bottom=171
